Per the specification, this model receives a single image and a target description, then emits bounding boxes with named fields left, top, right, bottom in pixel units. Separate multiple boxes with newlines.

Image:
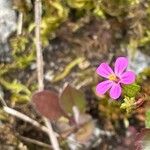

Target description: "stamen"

left=109, top=74, right=118, bottom=82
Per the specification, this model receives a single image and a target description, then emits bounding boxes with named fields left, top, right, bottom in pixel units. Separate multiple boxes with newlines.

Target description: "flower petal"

left=114, top=57, right=128, bottom=76
left=96, top=63, right=114, bottom=78
left=120, top=71, right=136, bottom=84
left=109, top=83, right=121, bottom=99
left=96, top=80, right=113, bottom=95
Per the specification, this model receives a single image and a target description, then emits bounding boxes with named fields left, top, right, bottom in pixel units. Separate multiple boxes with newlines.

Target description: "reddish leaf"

left=55, top=113, right=94, bottom=140
left=32, top=90, right=65, bottom=121
left=75, top=114, right=95, bottom=143
left=60, top=84, right=86, bottom=115
left=135, top=128, right=150, bottom=150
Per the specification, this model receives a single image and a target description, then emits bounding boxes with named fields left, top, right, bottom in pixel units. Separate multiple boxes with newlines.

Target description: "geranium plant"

left=96, top=57, right=136, bottom=99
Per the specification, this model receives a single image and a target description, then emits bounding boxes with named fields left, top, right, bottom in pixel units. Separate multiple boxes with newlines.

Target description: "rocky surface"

left=0, top=0, right=16, bottom=62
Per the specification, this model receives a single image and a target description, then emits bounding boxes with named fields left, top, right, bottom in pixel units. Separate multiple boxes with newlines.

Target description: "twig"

left=34, top=0, right=61, bottom=150
left=0, top=94, right=7, bottom=106
left=3, top=106, right=49, bottom=134
left=0, top=96, right=59, bottom=137
left=72, top=106, right=80, bottom=125
left=35, top=0, right=44, bottom=91
left=44, top=118, right=61, bottom=150
left=17, top=134, right=52, bottom=149
left=0, top=88, right=56, bottom=138
left=17, top=12, right=23, bottom=35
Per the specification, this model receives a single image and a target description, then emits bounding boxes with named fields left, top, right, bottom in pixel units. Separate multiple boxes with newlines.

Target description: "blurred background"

left=0, top=0, right=150, bottom=149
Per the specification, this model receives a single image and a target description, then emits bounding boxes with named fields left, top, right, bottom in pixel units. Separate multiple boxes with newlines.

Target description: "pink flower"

left=96, top=57, right=136, bottom=99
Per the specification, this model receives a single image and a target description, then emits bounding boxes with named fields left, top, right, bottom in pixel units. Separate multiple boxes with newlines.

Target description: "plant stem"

left=17, top=12, right=23, bottom=35
left=0, top=96, right=59, bottom=140
left=34, top=0, right=61, bottom=149
left=35, top=0, right=44, bottom=91
left=3, top=106, right=49, bottom=133
left=17, top=134, right=52, bottom=149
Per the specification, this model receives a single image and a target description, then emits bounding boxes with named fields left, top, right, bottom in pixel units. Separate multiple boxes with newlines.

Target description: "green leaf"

left=0, top=78, right=31, bottom=103
left=123, top=83, right=141, bottom=98
left=52, top=57, right=85, bottom=82
left=60, top=84, right=86, bottom=115
left=120, top=96, right=135, bottom=114
left=146, top=109, right=150, bottom=128
left=66, top=0, right=93, bottom=9
left=0, top=109, right=8, bottom=121
left=0, top=79, right=31, bottom=95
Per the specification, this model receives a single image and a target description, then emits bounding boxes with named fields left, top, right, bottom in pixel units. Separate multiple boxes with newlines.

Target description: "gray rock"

left=129, top=50, right=150, bottom=74
left=0, top=0, right=17, bottom=62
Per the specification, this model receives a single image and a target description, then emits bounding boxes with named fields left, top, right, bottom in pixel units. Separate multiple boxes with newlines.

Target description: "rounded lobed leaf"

left=32, top=90, right=65, bottom=121
left=123, top=83, right=141, bottom=98
left=75, top=114, right=95, bottom=143
left=60, top=84, right=87, bottom=115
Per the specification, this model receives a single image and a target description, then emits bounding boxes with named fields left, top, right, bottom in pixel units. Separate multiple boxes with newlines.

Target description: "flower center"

left=109, top=74, right=118, bottom=82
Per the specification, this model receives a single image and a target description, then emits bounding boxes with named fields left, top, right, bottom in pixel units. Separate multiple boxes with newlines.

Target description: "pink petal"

left=114, top=57, right=128, bottom=76
left=109, top=83, right=121, bottom=99
left=96, top=63, right=114, bottom=78
left=96, top=80, right=113, bottom=95
left=120, top=71, right=136, bottom=84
